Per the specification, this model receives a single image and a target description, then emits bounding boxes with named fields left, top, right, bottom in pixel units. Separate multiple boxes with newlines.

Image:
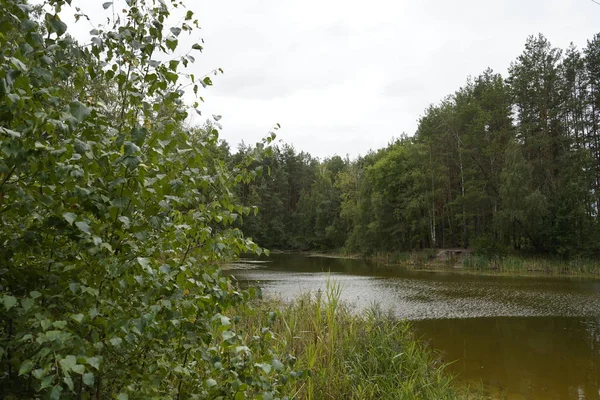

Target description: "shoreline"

left=265, top=249, right=600, bottom=280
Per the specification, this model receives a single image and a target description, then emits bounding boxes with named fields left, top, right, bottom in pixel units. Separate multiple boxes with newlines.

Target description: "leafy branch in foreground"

left=0, top=0, right=297, bottom=398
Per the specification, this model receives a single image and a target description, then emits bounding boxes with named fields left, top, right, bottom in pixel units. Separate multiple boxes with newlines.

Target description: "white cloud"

left=65, top=0, right=600, bottom=158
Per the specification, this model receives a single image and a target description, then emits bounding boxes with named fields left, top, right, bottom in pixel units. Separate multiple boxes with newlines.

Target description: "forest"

left=234, top=33, right=600, bottom=259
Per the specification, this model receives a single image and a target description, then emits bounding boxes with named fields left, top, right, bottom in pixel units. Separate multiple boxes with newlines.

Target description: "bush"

left=472, top=235, right=508, bottom=260
left=0, top=1, right=293, bottom=398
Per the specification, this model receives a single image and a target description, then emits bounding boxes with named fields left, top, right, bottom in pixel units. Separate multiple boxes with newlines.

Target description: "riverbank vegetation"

left=364, top=250, right=600, bottom=277
left=233, top=282, right=466, bottom=400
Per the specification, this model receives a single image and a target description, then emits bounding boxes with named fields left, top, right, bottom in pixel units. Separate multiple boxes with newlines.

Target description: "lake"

left=226, top=253, right=600, bottom=400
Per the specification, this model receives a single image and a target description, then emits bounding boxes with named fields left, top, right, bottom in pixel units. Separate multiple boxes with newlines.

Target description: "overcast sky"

left=67, top=0, right=600, bottom=158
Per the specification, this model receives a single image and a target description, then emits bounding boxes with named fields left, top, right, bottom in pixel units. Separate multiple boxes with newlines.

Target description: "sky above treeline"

left=65, top=0, right=600, bottom=158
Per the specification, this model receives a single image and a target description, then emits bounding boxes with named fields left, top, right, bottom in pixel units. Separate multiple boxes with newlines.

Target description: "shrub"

left=0, top=1, right=293, bottom=398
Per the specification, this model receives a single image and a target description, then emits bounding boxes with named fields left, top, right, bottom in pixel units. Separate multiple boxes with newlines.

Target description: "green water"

left=227, top=253, right=600, bottom=399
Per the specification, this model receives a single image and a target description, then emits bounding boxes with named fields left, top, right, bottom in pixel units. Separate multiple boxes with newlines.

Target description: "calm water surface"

left=226, top=254, right=600, bottom=400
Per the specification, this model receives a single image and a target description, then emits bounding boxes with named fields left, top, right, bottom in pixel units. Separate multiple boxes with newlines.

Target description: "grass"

left=231, top=281, right=468, bottom=399
left=461, top=254, right=600, bottom=277
left=347, top=249, right=600, bottom=278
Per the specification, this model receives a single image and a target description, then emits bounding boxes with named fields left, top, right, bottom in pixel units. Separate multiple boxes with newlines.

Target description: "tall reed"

left=232, top=283, right=464, bottom=399
left=462, top=254, right=600, bottom=276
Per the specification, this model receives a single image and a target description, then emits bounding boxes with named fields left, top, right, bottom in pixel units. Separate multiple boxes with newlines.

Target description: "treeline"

left=233, top=33, right=600, bottom=258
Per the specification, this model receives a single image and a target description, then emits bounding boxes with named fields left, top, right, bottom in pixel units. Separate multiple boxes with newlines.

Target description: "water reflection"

left=229, top=255, right=600, bottom=320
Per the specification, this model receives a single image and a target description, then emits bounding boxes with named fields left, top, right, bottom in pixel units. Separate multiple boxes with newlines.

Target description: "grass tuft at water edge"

left=230, top=281, right=472, bottom=399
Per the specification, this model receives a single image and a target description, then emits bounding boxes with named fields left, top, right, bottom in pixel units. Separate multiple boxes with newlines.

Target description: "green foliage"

left=233, top=283, right=462, bottom=400
left=238, top=34, right=600, bottom=262
left=237, top=143, right=324, bottom=250
left=0, top=0, right=296, bottom=398
left=472, top=235, right=508, bottom=259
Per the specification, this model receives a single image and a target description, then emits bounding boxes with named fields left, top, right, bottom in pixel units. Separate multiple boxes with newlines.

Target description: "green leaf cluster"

left=0, top=0, right=297, bottom=398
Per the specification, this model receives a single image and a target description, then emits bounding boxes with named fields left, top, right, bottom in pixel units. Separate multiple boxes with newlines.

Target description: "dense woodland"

left=232, top=33, right=600, bottom=258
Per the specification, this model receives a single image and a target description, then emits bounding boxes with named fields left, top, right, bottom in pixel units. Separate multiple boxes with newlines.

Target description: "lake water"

left=226, top=253, right=600, bottom=400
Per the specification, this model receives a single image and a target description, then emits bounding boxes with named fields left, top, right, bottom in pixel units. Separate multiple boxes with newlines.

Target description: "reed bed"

left=231, top=281, right=466, bottom=399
